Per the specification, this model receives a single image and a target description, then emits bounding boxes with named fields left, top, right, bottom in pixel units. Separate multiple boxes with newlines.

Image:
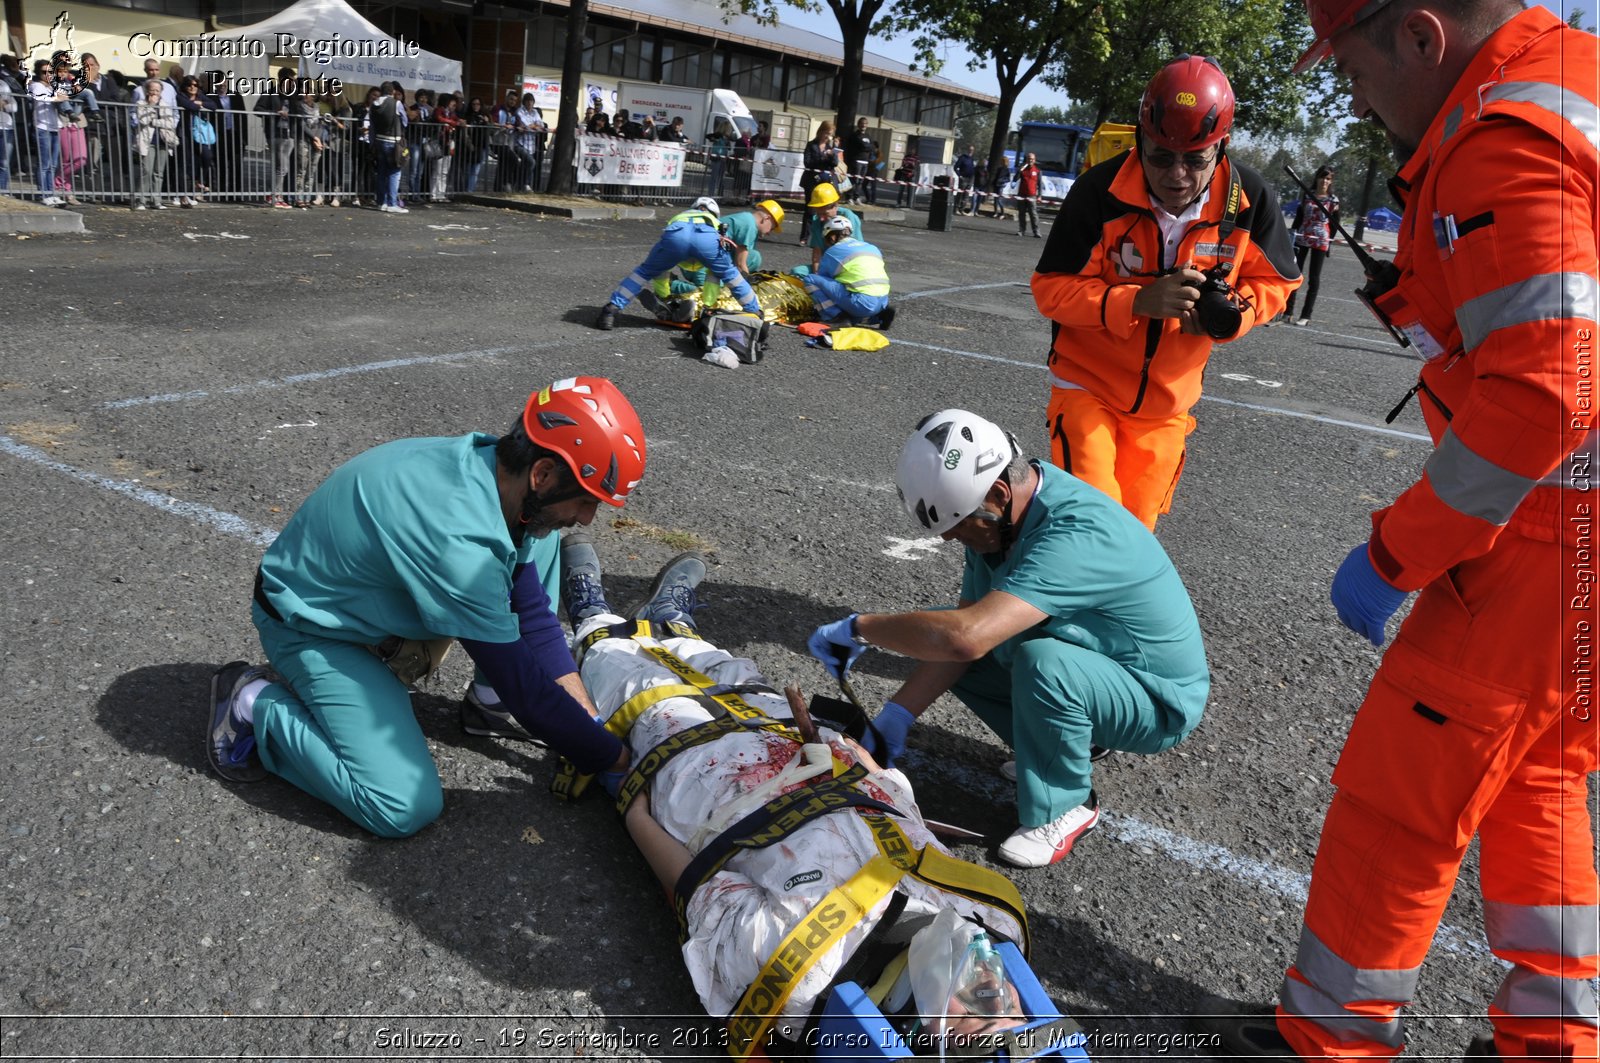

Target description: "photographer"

left=1031, top=55, right=1299, bottom=529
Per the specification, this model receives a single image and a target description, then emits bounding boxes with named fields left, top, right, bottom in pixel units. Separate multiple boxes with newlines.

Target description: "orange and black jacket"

left=1361, top=6, right=1597, bottom=591
left=1032, top=151, right=1299, bottom=419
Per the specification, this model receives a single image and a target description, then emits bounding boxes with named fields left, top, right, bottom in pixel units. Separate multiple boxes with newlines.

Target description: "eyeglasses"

left=1142, top=147, right=1218, bottom=172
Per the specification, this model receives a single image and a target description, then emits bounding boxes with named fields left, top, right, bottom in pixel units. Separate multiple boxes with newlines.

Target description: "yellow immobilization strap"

left=725, top=855, right=905, bottom=1060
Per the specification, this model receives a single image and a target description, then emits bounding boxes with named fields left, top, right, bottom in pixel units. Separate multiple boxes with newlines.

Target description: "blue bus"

left=1000, top=121, right=1095, bottom=202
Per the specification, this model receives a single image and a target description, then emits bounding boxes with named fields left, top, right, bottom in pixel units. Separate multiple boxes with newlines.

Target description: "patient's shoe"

left=561, top=529, right=611, bottom=624
left=629, top=552, right=707, bottom=629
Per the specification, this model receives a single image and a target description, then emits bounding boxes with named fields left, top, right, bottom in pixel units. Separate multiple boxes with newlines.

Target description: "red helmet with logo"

left=521, top=377, right=646, bottom=506
left=1139, top=55, right=1236, bottom=152
left=1292, top=0, right=1395, bottom=72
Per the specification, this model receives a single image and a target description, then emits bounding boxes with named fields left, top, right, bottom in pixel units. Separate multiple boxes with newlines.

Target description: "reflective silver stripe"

left=1426, top=427, right=1537, bottom=525
left=1294, top=926, right=1424, bottom=1003
left=1281, top=976, right=1406, bottom=1049
left=1485, top=901, right=1600, bottom=958
left=1455, top=272, right=1600, bottom=355
left=1440, top=104, right=1464, bottom=146
left=1484, top=81, right=1600, bottom=155
left=1540, top=431, right=1600, bottom=488
left=1492, top=968, right=1600, bottom=1025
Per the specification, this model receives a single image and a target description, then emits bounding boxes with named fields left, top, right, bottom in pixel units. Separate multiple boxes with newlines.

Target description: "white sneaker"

left=42, top=195, right=64, bottom=206
left=1295, top=318, right=1311, bottom=327
left=390, top=205, right=409, bottom=214
left=997, top=796, right=1100, bottom=868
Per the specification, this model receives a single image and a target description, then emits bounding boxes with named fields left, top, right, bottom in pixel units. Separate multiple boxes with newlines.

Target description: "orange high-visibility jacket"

left=1364, top=6, right=1598, bottom=592
left=1031, top=152, right=1300, bottom=420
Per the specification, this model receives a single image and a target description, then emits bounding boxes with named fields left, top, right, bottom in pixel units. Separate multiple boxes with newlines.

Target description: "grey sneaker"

left=208, top=660, right=270, bottom=783
left=628, top=552, right=707, bottom=628
left=561, top=529, right=611, bottom=624
left=637, top=289, right=667, bottom=316
left=460, top=686, right=547, bottom=746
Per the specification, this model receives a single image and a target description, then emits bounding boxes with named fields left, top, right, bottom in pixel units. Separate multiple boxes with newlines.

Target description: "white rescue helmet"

left=896, top=409, right=1017, bottom=536
left=822, top=214, right=855, bottom=237
left=691, top=196, right=720, bottom=217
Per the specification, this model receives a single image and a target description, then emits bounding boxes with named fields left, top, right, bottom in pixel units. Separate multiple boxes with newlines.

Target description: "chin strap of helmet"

left=966, top=433, right=1024, bottom=558
left=514, top=472, right=593, bottom=540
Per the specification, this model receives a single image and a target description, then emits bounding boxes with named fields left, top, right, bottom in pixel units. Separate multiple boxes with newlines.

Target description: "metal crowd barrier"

left=2, top=99, right=550, bottom=207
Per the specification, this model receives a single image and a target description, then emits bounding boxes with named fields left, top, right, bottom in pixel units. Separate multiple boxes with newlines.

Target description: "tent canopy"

left=200, top=0, right=461, bottom=93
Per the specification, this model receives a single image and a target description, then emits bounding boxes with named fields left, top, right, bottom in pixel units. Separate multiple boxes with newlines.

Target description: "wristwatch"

left=848, top=614, right=870, bottom=647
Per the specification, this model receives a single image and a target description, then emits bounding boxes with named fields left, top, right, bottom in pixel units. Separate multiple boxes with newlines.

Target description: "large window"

left=584, top=24, right=656, bottom=80
left=883, top=89, right=918, bottom=123
left=788, top=63, right=834, bottom=109
left=525, top=13, right=565, bottom=69
left=728, top=51, right=781, bottom=101
left=98, top=0, right=201, bottom=15
left=920, top=96, right=954, bottom=129
left=857, top=82, right=881, bottom=118
left=660, top=34, right=718, bottom=89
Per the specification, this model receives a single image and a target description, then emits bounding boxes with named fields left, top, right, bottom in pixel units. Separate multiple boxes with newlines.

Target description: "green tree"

left=880, top=0, right=1083, bottom=180
left=1049, top=0, right=1320, bottom=137
left=721, top=0, right=892, bottom=139
left=953, top=105, right=998, bottom=161
left=1019, top=101, right=1100, bottom=127
left=1330, top=117, right=1397, bottom=240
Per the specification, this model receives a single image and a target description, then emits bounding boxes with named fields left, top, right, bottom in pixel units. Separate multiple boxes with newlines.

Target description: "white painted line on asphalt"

left=1202, top=396, right=1430, bottom=442
left=99, top=343, right=550, bottom=410
left=888, top=339, right=1431, bottom=443
left=1102, top=811, right=1495, bottom=960
left=0, top=434, right=279, bottom=547
left=899, top=282, right=1028, bottom=301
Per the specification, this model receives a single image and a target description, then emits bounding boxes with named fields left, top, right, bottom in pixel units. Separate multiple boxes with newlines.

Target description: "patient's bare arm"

left=623, top=792, right=693, bottom=897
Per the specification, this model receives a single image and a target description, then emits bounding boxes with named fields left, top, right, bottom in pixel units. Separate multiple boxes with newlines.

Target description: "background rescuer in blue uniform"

left=595, top=199, right=761, bottom=330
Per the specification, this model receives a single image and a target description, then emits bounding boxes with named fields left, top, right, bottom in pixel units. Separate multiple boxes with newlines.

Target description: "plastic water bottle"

left=703, top=345, right=739, bottom=369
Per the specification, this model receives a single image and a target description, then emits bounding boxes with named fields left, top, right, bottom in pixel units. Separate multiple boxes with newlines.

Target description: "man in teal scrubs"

left=809, top=408, right=1209, bottom=868
left=207, top=377, right=647, bottom=837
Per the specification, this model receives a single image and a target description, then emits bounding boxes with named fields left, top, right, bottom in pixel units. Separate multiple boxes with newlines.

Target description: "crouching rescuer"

left=1031, top=55, right=1299, bottom=529
left=803, top=215, right=896, bottom=330
left=207, top=377, right=645, bottom=838
left=809, top=409, right=1210, bottom=868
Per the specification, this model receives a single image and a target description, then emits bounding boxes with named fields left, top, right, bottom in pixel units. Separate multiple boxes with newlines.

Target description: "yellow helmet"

left=754, top=198, right=785, bottom=231
left=807, top=182, right=840, bottom=209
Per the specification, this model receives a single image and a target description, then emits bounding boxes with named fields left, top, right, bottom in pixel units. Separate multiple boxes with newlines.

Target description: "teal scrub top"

left=959, top=462, right=1210, bottom=730
left=719, top=211, right=760, bottom=251
left=808, top=206, right=863, bottom=250
left=258, top=433, right=535, bottom=645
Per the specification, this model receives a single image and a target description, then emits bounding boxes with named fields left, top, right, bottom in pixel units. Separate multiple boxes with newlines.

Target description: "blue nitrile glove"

left=1330, top=543, right=1408, bottom=647
left=600, top=770, right=626, bottom=798
left=808, top=613, right=865, bottom=681
left=789, top=264, right=812, bottom=277
left=863, top=702, right=915, bottom=768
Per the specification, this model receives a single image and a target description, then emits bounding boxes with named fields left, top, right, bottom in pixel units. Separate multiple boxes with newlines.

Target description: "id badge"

left=1374, top=285, right=1448, bottom=362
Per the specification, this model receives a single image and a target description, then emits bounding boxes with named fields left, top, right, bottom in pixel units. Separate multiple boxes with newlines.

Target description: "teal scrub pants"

left=250, top=534, right=562, bottom=838
left=951, top=638, right=1189, bottom=828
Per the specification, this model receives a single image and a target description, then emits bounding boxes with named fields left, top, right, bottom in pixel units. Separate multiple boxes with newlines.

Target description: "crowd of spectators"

left=0, top=56, right=558, bottom=209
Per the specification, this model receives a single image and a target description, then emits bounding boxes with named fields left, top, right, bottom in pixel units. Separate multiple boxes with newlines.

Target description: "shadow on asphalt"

left=1038, top=916, right=1218, bottom=1045
left=93, top=662, right=365, bottom=837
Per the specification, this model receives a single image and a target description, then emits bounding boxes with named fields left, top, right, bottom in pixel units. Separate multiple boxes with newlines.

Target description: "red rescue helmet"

left=1139, top=55, right=1236, bottom=152
left=520, top=377, right=646, bottom=506
left=1293, top=0, right=1395, bottom=71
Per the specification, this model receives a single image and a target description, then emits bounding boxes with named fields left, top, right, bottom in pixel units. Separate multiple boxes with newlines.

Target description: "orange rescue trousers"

left=1277, top=527, right=1600, bottom=1060
left=1047, top=387, right=1195, bottom=530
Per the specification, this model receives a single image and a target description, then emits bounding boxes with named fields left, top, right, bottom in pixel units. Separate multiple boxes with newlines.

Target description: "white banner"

left=577, top=137, right=686, bottom=186
left=1000, top=174, right=1074, bottom=201
left=750, top=148, right=807, bottom=194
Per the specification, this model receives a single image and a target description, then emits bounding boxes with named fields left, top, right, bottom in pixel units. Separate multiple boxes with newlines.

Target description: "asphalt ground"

left=0, top=199, right=1512, bottom=1061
